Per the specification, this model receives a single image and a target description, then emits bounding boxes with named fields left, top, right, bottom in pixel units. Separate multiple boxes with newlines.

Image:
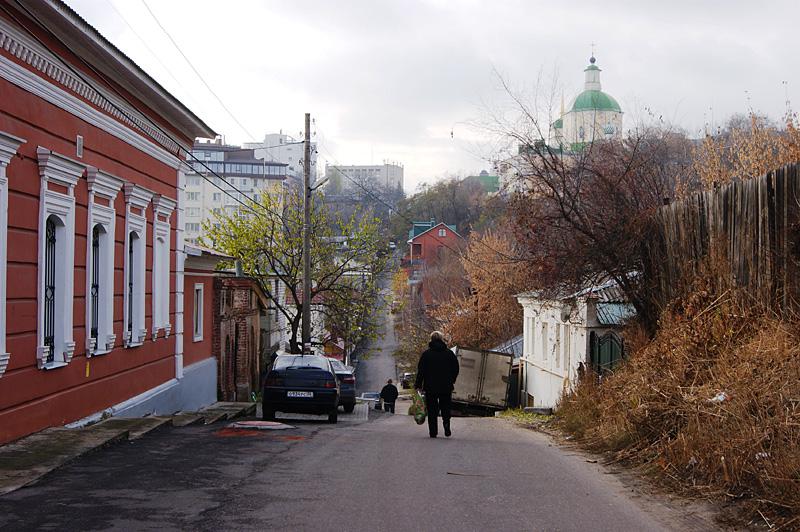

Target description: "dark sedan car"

left=327, top=358, right=356, bottom=413
left=262, top=355, right=340, bottom=423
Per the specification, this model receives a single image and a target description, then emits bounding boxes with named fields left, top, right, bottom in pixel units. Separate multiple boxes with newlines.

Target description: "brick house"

left=0, top=1, right=215, bottom=443
left=214, top=276, right=274, bottom=402
left=402, top=221, right=465, bottom=308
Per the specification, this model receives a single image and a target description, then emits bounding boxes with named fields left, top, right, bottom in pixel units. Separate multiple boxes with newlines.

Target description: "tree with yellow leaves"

left=433, top=230, right=533, bottom=349
left=693, top=111, right=800, bottom=188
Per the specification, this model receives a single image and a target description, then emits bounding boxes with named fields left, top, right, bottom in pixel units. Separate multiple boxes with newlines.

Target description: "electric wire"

left=140, top=0, right=258, bottom=143
left=4, top=0, right=282, bottom=217
left=104, top=0, right=201, bottom=112
left=8, top=1, right=520, bottom=295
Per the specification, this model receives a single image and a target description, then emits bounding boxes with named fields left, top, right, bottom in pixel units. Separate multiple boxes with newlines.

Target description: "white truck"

left=452, top=346, right=513, bottom=412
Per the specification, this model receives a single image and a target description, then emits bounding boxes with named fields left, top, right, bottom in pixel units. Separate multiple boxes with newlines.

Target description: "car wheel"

left=328, top=410, right=338, bottom=424
left=343, top=403, right=355, bottom=413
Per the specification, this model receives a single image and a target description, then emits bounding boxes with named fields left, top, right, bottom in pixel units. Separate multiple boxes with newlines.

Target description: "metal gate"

left=589, top=331, right=625, bottom=374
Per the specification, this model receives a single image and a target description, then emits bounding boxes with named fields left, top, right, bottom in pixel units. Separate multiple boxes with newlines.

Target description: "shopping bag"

left=408, top=391, right=426, bottom=425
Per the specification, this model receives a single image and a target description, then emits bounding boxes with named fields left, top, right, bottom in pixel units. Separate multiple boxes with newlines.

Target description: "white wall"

left=520, top=298, right=589, bottom=409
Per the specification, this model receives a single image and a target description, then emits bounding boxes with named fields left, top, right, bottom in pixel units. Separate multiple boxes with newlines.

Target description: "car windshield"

left=274, top=356, right=329, bottom=370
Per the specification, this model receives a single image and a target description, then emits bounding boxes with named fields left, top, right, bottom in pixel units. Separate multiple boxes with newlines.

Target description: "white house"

left=516, top=281, right=634, bottom=410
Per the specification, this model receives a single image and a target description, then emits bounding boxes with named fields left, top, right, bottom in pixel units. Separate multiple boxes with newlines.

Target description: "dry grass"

left=557, top=270, right=800, bottom=529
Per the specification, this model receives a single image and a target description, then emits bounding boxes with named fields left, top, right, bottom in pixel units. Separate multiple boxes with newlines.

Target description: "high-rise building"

left=243, top=132, right=317, bottom=183
left=184, top=139, right=288, bottom=242
left=325, top=162, right=404, bottom=193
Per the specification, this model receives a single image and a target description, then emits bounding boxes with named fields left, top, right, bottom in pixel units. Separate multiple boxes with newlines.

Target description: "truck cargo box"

left=452, top=346, right=513, bottom=409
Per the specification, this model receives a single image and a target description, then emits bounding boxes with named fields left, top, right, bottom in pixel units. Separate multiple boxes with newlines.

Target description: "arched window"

left=85, top=167, right=122, bottom=356
left=90, top=224, right=101, bottom=343
left=36, top=147, right=81, bottom=369
left=43, top=215, right=59, bottom=362
left=127, top=231, right=138, bottom=340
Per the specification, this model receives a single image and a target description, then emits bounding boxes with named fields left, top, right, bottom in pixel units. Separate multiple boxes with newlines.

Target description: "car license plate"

left=287, top=391, right=313, bottom=398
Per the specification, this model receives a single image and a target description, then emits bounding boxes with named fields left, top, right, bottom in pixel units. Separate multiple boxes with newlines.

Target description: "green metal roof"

left=552, top=117, right=563, bottom=129
left=571, top=90, right=621, bottom=113
left=584, top=65, right=600, bottom=71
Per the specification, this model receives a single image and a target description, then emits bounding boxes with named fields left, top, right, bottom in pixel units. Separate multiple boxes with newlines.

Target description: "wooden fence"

left=643, top=164, right=800, bottom=312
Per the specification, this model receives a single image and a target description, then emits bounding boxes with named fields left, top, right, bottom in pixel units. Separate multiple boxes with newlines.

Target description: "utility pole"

left=302, top=112, right=312, bottom=353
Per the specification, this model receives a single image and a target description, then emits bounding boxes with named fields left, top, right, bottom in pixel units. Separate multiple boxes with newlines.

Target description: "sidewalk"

left=0, top=402, right=254, bottom=496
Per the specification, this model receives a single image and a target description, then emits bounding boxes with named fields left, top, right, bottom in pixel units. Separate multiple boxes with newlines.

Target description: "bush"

left=557, top=271, right=800, bottom=528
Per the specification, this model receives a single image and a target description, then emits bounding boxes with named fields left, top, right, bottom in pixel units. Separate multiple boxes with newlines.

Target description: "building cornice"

left=37, top=146, right=83, bottom=188
left=123, top=183, right=154, bottom=210
left=0, top=18, right=186, bottom=169
left=151, top=194, right=177, bottom=218
left=28, top=0, right=215, bottom=140
left=0, top=131, right=25, bottom=167
left=86, top=166, right=124, bottom=201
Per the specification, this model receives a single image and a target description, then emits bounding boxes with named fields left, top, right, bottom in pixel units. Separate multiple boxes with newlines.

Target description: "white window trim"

left=123, top=183, right=153, bottom=348
left=36, top=147, right=83, bottom=370
left=193, top=283, right=204, bottom=342
left=85, top=167, right=123, bottom=356
left=0, top=131, right=25, bottom=378
left=151, top=194, right=175, bottom=340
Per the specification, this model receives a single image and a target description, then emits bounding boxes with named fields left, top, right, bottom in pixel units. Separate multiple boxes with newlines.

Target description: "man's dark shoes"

left=429, top=433, right=437, bottom=438
left=444, top=426, right=451, bottom=437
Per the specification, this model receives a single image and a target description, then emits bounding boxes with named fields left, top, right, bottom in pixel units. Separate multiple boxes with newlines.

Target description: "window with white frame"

left=540, top=321, right=548, bottom=361
left=438, top=228, right=446, bottom=237
left=86, top=167, right=123, bottom=356
left=0, top=131, right=24, bottom=378
left=123, top=183, right=152, bottom=347
left=193, top=283, right=203, bottom=342
left=36, top=147, right=83, bottom=369
left=152, top=194, right=175, bottom=339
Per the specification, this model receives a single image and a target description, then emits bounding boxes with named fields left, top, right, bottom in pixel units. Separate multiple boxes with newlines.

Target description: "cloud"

left=65, top=0, right=800, bottom=191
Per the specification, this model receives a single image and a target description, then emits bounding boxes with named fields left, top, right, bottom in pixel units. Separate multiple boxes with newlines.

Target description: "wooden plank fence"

left=643, top=164, right=800, bottom=312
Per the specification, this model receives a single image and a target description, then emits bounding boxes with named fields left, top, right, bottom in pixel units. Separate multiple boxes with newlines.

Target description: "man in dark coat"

left=380, top=379, right=399, bottom=413
left=415, top=331, right=459, bottom=438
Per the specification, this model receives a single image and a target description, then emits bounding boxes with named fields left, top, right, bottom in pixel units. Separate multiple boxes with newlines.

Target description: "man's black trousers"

left=425, top=391, right=452, bottom=436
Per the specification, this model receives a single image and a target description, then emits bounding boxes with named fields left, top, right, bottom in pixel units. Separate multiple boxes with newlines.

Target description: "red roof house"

left=402, top=222, right=465, bottom=308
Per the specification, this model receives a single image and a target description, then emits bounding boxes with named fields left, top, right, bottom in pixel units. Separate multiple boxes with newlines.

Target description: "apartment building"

left=183, top=140, right=288, bottom=242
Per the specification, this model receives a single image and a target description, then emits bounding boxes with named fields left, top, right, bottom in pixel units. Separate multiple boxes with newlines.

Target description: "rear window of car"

left=274, top=356, right=330, bottom=370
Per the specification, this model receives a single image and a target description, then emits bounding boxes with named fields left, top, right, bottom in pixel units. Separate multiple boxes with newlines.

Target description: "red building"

left=402, top=221, right=465, bottom=308
left=0, top=1, right=216, bottom=444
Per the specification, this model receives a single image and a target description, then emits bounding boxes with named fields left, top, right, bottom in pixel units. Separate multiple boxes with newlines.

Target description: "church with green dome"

left=551, top=56, right=623, bottom=151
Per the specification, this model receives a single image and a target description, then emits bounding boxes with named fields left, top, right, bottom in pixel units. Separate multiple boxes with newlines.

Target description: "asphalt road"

left=0, top=286, right=714, bottom=531
left=0, top=406, right=702, bottom=531
left=355, top=287, right=399, bottom=394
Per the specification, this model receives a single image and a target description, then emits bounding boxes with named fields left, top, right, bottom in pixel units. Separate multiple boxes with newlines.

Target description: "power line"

left=3, top=1, right=282, bottom=217
left=140, top=0, right=257, bottom=143
left=104, top=0, right=200, bottom=111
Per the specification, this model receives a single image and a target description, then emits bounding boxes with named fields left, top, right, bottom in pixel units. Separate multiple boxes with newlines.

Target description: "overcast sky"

left=66, top=0, right=800, bottom=191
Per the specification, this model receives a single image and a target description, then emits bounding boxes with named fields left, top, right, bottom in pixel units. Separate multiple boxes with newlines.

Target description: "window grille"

left=44, top=216, right=57, bottom=362
left=90, top=224, right=100, bottom=343
left=128, top=232, right=135, bottom=336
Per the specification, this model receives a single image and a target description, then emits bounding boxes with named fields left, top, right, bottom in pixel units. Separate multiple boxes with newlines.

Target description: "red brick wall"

left=0, top=17, right=192, bottom=443
left=182, top=273, right=215, bottom=368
